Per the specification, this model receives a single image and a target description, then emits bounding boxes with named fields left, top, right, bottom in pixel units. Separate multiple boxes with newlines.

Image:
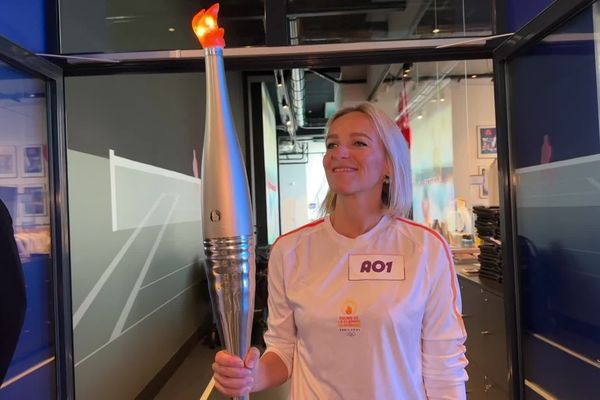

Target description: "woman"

left=213, top=103, right=467, bottom=399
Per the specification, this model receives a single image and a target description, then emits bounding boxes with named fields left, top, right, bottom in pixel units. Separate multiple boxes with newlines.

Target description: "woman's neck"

left=331, top=197, right=384, bottom=238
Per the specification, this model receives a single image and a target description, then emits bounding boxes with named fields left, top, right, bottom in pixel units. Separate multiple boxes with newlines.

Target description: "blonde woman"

left=213, top=102, right=468, bottom=399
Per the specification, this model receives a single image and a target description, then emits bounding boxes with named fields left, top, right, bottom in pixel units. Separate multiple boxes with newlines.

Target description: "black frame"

left=492, top=0, right=597, bottom=398
left=248, top=79, right=283, bottom=247
left=0, top=37, right=74, bottom=399
left=60, top=44, right=493, bottom=76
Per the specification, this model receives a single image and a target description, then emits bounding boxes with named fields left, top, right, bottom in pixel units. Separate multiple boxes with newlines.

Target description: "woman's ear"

left=385, top=158, right=392, bottom=179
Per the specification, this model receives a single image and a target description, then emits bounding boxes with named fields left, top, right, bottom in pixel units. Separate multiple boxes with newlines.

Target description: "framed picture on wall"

left=21, top=145, right=45, bottom=177
left=477, top=126, right=497, bottom=158
left=0, top=146, right=17, bottom=178
left=22, top=184, right=47, bottom=216
left=478, top=166, right=489, bottom=199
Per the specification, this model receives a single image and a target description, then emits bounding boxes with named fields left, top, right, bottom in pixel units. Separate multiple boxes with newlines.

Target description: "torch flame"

left=192, top=3, right=225, bottom=48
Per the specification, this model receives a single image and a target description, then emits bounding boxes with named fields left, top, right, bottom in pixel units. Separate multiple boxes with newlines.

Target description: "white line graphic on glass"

left=74, top=150, right=202, bottom=328
left=110, top=194, right=180, bottom=340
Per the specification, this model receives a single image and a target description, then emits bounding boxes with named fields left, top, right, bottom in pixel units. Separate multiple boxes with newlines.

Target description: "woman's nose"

left=331, top=145, right=349, bottom=158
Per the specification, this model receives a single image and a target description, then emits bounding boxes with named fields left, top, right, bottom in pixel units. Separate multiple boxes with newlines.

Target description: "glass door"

left=0, top=37, right=71, bottom=399
left=494, top=0, right=600, bottom=398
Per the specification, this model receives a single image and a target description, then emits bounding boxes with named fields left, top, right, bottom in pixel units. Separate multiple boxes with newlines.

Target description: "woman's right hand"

left=212, top=347, right=260, bottom=397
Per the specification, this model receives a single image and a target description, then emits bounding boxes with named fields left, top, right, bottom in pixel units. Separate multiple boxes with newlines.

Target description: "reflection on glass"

left=508, top=5, right=600, bottom=397
left=59, top=0, right=493, bottom=53
left=0, top=62, right=55, bottom=399
left=289, top=0, right=493, bottom=44
left=60, top=0, right=266, bottom=53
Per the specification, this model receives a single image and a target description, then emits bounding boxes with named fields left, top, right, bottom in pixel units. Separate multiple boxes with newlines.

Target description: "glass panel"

left=59, top=0, right=265, bottom=53
left=507, top=5, right=600, bottom=398
left=59, top=0, right=493, bottom=52
left=288, top=0, right=493, bottom=44
left=0, top=63, right=56, bottom=399
left=64, top=71, right=246, bottom=398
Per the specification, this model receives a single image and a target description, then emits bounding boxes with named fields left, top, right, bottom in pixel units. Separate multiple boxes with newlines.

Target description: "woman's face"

left=323, top=111, right=390, bottom=201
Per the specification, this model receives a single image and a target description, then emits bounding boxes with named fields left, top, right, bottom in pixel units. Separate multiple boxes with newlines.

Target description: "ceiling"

left=269, top=59, right=494, bottom=138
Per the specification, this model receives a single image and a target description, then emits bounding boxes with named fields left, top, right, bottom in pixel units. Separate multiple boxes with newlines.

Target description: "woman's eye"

left=326, top=142, right=337, bottom=149
left=354, top=141, right=367, bottom=147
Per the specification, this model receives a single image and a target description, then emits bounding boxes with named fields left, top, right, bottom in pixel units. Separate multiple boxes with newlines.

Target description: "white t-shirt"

left=263, top=214, right=468, bottom=400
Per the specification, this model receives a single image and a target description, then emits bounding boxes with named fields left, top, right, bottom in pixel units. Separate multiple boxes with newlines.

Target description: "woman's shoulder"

left=390, top=216, right=449, bottom=250
left=271, top=218, right=327, bottom=253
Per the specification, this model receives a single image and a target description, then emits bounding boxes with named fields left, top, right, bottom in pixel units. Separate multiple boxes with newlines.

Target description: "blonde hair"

left=320, top=102, right=412, bottom=217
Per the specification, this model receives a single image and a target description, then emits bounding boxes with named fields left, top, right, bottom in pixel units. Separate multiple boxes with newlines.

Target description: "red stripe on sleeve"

left=271, top=218, right=325, bottom=249
left=395, top=217, right=466, bottom=336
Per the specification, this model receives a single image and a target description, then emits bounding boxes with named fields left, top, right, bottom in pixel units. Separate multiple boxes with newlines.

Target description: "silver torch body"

left=202, top=46, right=255, bottom=400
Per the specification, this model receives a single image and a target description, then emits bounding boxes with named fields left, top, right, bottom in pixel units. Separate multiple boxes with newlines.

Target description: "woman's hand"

left=212, top=347, right=261, bottom=397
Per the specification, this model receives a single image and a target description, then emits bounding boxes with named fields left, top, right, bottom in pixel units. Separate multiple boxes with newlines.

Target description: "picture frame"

left=478, top=166, right=489, bottom=199
left=21, top=145, right=45, bottom=177
left=477, top=125, right=497, bottom=158
left=22, top=184, right=47, bottom=216
left=0, top=146, right=17, bottom=178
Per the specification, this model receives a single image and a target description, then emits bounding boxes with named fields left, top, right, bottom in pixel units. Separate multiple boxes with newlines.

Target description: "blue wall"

left=506, top=0, right=555, bottom=32
left=0, top=0, right=47, bottom=53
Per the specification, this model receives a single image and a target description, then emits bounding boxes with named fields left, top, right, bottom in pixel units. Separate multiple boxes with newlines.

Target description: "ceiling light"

left=440, top=97, right=445, bottom=102
left=432, top=0, right=439, bottom=35
left=168, top=27, right=175, bottom=32
left=471, top=74, right=478, bottom=78
left=417, top=113, right=423, bottom=120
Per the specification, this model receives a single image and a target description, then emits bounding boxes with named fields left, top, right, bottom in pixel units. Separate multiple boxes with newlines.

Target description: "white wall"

left=279, top=162, right=308, bottom=234
left=279, top=139, right=328, bottom=232
left=450, top=78, right=496, bottom=209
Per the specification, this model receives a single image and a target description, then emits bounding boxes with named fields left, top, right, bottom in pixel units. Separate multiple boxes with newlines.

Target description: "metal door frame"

left=0, top=36, right=73, bottom=399
left=492, top=0, right=597, bottom=398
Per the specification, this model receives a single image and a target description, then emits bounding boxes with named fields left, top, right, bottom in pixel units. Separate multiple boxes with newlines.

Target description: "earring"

left=383, top=175, right=390, bottom=184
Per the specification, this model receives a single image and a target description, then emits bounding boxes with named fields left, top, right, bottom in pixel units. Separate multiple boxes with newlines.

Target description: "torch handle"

left=204, top=235, right=255, bottom=400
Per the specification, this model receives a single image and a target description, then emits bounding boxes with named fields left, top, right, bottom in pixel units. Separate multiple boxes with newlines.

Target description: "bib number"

left=348, top=255, right=405, bottom=281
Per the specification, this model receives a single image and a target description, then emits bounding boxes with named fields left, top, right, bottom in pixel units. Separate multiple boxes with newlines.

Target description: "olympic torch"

left=192, top=4, right=255, bottom=399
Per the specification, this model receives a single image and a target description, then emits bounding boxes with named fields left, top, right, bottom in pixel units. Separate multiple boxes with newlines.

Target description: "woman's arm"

left=252, top=351, right=289, bottom=392
left=421, top=240, right=468, bottom=400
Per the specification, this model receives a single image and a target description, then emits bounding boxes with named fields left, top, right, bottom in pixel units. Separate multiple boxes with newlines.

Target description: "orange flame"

left=345, top=305, right=353, bottom=315
left=191, top=3, right=225, bottom=48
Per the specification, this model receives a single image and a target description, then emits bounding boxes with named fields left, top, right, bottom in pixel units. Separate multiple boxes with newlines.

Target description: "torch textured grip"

left=204, top=235, right=256, bottom=370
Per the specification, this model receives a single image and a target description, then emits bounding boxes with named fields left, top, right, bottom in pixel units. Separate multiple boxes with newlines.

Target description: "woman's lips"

left=332, top=167, right=357, bottom=172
